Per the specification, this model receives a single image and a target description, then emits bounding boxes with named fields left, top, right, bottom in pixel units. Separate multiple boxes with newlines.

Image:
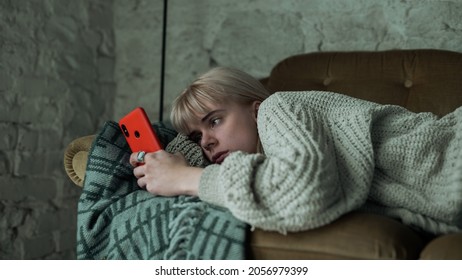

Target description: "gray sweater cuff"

left=198, top=164, right=226, bottom=208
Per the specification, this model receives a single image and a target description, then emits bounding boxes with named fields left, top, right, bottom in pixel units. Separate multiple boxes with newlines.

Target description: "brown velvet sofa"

left=64, top=49, right=462, bottom=259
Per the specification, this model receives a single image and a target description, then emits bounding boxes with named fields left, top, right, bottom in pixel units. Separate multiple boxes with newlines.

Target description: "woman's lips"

left=212, top=151, right=229, bottom=164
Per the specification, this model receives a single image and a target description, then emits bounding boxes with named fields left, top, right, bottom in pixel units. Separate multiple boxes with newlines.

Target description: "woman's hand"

left=129, top=150, right=203, bottom=196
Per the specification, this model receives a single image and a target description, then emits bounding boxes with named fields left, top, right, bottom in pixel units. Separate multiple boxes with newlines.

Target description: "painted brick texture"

left=0, top=0, right=114, bottom=259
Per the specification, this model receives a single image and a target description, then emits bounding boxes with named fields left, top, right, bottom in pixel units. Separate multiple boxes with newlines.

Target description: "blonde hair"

left=170, top=67, right=270, bottom=135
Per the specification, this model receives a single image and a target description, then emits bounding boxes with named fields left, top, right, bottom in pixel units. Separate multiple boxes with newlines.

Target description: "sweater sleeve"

left=198, top=91, right=373, bottom=233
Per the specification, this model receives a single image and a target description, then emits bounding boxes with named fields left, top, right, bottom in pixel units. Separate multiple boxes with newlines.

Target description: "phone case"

left=119, top=107, right=163, bottom=153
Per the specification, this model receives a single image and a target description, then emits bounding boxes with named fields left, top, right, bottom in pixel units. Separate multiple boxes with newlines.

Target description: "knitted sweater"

left=198, top=91, right=462, bottom=235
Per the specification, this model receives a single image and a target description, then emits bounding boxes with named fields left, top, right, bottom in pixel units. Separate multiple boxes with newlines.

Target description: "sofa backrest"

left=266, top=49, right=462, bottom=116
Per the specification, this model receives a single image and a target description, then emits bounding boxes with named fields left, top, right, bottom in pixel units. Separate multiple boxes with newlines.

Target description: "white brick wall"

left=0, top=0, right=115, bottom=259
left=155, top=0, right=462, bottom=121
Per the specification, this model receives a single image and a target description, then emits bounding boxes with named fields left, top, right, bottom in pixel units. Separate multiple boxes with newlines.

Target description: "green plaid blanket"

left=77, top=121, right=247, bottom=259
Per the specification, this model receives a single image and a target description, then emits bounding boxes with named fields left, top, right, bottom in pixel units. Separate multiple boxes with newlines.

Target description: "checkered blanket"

left=76, top=121, right=247, bottom=259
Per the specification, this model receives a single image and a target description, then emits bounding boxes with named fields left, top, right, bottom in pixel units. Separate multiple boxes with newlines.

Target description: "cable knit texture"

left=198, top=91, right=462, bottom=235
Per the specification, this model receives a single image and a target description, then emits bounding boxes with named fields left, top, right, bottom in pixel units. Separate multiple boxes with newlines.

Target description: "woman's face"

left=188, top=100, right=260, bottom=164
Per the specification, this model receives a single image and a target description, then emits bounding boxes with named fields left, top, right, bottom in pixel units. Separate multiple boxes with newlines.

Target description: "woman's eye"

left=210, top=118, right=221, bottom=127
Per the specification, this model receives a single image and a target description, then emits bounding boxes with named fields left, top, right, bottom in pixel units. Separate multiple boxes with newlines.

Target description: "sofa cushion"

left=249, top=212, right=425, bottom=259
left=267, top=50, right=462, bottom=117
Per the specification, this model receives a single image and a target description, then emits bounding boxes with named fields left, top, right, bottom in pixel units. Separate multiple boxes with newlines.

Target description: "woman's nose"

left=201, top=132, right=216, bottom=151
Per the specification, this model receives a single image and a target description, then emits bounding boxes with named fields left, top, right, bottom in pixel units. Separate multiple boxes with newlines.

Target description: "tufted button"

left=404, top=79, right=413, bottom=88
left=323, top=77, right=332, bottom=86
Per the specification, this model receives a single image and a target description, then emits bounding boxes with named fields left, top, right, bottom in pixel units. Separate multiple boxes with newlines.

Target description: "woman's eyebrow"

left=200, top=109, right=225, bottom=123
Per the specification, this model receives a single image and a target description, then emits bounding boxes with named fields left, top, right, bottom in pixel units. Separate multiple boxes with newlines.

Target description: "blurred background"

left=1, top=0, right=462, bottom=259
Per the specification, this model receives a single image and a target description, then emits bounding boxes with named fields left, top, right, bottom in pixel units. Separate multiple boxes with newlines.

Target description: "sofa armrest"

left=63, top=135, right=95, bottom=187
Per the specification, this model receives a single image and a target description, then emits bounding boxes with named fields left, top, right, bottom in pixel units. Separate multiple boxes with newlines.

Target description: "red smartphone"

left=119, top=107, right=163, bottom=153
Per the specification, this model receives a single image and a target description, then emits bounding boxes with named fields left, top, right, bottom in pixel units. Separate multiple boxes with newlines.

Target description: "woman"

left=130, top=67, right=462, bottom=235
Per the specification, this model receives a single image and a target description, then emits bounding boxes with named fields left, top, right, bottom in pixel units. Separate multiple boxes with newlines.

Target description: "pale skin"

left=129, top=100, right=261, bottom=196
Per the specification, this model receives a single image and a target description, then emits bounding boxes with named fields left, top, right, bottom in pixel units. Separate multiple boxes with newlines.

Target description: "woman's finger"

left=129, top=152, right=140, bottom=166
left=137, top=176, right=147, bottom=189
left=133, top=165, right=145, bottom=179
